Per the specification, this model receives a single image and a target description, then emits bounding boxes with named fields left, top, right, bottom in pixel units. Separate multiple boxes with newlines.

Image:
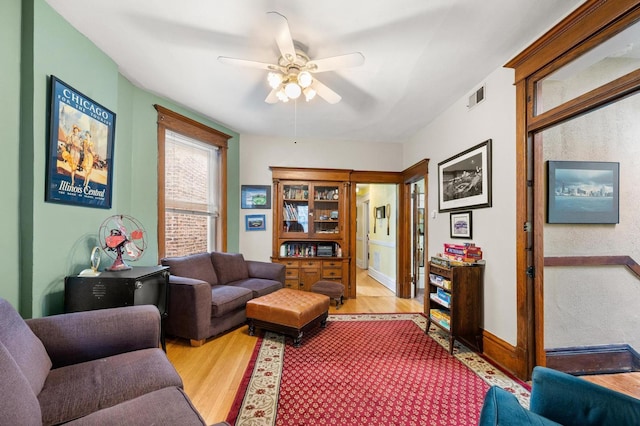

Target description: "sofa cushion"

left=231, top=278, right=283, bottom=298
left=0, top=341, right=42, bottom=426
left=479, top=386, right=561, bottom=426
left=0, top=298, right=52, bottom=396
left=38, top=348, right=182, bottom=426
left=211, top=252, right=249, bottom=284
left=211, top=285, right=254, bottom=317
left=162, top=252, right=219, bottom=285
left=64, top=387, right=208, bottom=426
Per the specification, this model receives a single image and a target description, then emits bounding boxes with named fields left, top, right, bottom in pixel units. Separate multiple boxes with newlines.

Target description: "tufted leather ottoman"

left=246, top=288, right=330, bottom=346
left=311, top=280, right=345, bottom=309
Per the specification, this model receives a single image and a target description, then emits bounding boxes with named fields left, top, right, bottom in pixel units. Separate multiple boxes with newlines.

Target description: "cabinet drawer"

left=280, top=259, right=300, bottom=268
left=285, top=268, right=299, bottom=279
left=322, top=268, right=342, bottom=279
left=300, top=260, right=321, bottom=269
left=284, top=280, right=298, bottom=289
left=322, top=260, right=342, bottom=269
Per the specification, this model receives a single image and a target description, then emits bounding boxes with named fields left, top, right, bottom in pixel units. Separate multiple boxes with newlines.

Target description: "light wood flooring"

left=165, top=268, right=640, bottom=425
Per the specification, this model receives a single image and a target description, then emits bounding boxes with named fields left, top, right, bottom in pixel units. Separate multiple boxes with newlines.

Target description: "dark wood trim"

left=399, top=160, right=429, bottom=299
left=271, top=166, right=352, bottom=182
left=532, top=133, right=546, bottom=369
left=546, top=344, right=640, bottom=375
left=155, top=104, right=232, bottom=146
left=505, top=0, right=640, bottom=83
left=544, top=255, right=640, bottom=280
left=513, top=79, right=534, bottom=379
left=506, top=0, right=640, bottom=381
left=482, top=329, right=521, bottom=378
left=528, top=69, right=640, bottom=133
left=349, top=170, right=403, bottom=184
left=154, top=105, right=232, bottom=259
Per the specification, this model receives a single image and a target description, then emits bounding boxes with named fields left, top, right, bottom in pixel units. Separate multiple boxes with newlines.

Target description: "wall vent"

left=467, top=85, right=485, bottom=110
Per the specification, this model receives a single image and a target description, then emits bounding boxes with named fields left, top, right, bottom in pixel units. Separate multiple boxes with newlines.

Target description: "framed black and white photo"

left=450, top=211, right=472, bottom=239
left=245, top=214, right=266, bottom=231
left=547, top=161, right=619, bottom=224
left=241, top=185, right=271, bottom=209
left=46, top=76, right=115, bottom=209
left=438, top=139, right=492, bottom=212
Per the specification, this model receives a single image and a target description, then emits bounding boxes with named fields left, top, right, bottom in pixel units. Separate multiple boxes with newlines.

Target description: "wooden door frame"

left=505, top=0, right=640, bottom=378
left=349, top=159, right=428, bottom=299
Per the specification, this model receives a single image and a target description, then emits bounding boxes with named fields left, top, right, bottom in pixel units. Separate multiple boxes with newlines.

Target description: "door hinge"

left=526, top=266, right=535, bottom=278
left=523, top=221, right=532, bottom=232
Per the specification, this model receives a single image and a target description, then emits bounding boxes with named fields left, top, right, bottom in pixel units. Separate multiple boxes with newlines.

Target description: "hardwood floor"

left=165, top=268, right=639, bottom=425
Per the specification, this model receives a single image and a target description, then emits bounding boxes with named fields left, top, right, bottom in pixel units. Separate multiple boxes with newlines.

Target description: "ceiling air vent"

left=467, top=85, right=485, bottom=110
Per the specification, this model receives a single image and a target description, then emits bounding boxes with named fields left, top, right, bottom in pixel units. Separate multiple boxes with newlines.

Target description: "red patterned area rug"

left=227, top=313, right=530, bottom=426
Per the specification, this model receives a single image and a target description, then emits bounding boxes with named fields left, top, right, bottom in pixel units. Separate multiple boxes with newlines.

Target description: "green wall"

left=3, top=0, right=239, bottom=317
left=0, top=0, right=22, bottom=309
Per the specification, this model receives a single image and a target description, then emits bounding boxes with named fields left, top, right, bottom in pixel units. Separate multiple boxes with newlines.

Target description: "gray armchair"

left=0, top=297, right=217, bottom=425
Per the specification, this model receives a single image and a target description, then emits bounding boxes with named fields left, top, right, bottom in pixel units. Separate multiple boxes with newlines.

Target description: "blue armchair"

left=479, top=366, right=640, bottom=425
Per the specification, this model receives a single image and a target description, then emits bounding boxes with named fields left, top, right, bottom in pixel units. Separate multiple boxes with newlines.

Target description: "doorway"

left=349, top=159, right=428, bottom=302
left=411, top=180, right=426, bottom=302
left=355, top=183, right=398, bottom=295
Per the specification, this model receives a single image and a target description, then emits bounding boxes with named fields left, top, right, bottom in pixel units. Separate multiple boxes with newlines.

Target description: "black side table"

left=64, top=265, right=169, bottom=351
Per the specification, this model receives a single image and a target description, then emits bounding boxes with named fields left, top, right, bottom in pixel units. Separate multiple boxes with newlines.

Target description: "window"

left=155, top=105, right=231, bottom=258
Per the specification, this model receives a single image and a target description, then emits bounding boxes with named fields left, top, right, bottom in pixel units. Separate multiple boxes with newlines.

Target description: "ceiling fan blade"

left=267, top=11, right=296, bottom=63
left=265, top=88, right=279, bottom=104
left=218, top=56, right=282, bottom=72
left=307, top=52, right=365, bottom=73
left=312, top=78, right=342, bottom=104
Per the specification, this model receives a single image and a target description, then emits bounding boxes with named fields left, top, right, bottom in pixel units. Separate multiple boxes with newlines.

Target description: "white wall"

left=403, top=67, right=518, bottom=345
left=238, top=67, right=519, bottom=347
left=238, top=135, right=405, bottom=261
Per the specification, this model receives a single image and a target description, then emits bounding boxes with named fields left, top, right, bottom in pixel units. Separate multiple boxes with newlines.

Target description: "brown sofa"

left=161, top=251, right=284, bottom=346
left=0, top=297, right=228, bottom=426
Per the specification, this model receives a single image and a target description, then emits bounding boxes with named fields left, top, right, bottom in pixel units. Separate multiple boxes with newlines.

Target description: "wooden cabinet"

left=271, top=167, right=351, bottom=295
left=425, top=261, right=484, bottom=354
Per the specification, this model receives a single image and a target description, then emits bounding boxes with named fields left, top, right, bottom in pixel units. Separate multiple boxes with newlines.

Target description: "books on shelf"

left=429, top=308, right=450, bottom=330
left=429, top=292, right=450, bottom=308
left=429, top=273, right=452, bottom=290
left=437, top=287, right=451, bottom=304
left=430, top=254, right=485, bottom=267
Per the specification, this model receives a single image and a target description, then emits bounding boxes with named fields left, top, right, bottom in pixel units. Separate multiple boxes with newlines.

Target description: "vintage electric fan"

left=98, top=214, right=147, bottom=271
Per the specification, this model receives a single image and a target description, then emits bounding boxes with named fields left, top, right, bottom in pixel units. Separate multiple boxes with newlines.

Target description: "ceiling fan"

left=218, top=11, right=365, bottom=104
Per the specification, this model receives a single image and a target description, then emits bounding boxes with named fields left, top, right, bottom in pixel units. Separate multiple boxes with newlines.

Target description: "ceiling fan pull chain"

left=294, top=99, right=297, bottom=144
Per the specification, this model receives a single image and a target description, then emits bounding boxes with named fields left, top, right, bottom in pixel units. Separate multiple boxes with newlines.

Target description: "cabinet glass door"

left=311, top=184, right=340, bottom=237
left=282, top=184, right=309, bottom=235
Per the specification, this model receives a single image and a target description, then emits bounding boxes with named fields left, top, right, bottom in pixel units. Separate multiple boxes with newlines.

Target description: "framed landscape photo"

left=547, top=161, right=619, bottom=224
left=450, top=211, right=472, bottom=239
left=241, top=185, right=271, bottom=209
left=46, top=76, right=116, bottom=209
left=245, top=214, right=266, bottom=231
left=438, top=139, right=492, bottom=212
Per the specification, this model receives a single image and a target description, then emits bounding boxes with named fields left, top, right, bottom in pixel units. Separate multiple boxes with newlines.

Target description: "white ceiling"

left=45, top=0, right=583, bottom=143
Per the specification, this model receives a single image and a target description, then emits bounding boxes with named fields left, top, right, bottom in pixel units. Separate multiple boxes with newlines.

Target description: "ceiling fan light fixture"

left=303, top=87, right=316, bottom=102
left=276, top=88, right=289, bottom=102
left=267, top=72, right=283, bottom=89
left=298, top=71, right=313, bottom=88
left=284, top=81, right=302, bottom=99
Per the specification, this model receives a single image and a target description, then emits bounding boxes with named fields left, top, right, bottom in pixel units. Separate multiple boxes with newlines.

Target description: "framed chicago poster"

left=46, top=76, right=116, bottom=209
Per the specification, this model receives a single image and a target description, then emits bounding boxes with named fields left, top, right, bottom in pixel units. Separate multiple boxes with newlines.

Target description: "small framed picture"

left=450, top=211, right=472, bottom=239
left=245, top=214, right=266, bottom=231
left=241, top=185, right=271, bottom=209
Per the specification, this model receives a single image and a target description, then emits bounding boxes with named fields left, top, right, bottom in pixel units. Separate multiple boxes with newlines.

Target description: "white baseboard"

left=367, top=267, right=396, bottom=294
